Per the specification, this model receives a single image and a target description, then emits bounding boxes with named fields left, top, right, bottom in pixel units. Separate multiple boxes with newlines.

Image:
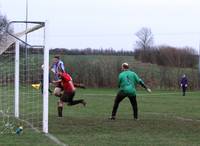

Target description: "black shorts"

left=60, top=91, right=75, bottom=103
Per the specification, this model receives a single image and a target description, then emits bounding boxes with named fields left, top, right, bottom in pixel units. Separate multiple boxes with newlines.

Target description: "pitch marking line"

left=82, top=93, right=200, bottom=123
left=83, top=91, right=199, bottom=97
left=83, top=92, right=180, bottom=97
left=143, top=112, right=200, bottom=122
left=45, top=133, right=68, bottom=146
left=18, top=118, right=68, bottom=146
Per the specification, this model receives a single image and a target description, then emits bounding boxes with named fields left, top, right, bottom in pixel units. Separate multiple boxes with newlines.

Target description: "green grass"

left=0, top=88, right=200, bottom=146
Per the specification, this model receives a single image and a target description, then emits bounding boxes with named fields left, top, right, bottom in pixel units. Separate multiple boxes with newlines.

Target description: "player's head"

left=121, top=62, right=129, bottom=70
left=182, top=74, right=186, bottom=78
left=57, top=65, right=64, bottom=74
left=53, top=55, right=60, bottom=64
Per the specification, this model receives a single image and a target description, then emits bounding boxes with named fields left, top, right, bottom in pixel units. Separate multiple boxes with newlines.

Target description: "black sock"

left=58, top=107, right=63, bottom=117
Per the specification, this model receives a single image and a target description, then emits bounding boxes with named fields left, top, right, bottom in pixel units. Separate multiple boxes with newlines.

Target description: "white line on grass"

left=82, top=93, right=200, bottom=123
left=21, top=119, right=68, bottom=146
left=1, top=116, right=68, bottom=146
left=83, top=91, right=198, bottom=97
left=18, top=118, right=40, bottom=133
left=45, top=133, right=68, bottom=146
left=176, top=116, right=200, bottom=122
left=143, top=112, right=200, bottom=122
left=83, top=92, right=180, bottom=97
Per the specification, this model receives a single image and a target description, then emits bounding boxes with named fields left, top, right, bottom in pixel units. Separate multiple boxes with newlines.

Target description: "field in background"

left=0, top=54, right=198, bottom=89
left=50, top=54, right=199, bottom=89
left=0, top=88, right=200, bottom=146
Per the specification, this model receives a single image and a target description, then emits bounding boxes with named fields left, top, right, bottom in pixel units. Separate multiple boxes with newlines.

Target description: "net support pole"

left=199, top=44, right=200, bottom=72
left=199, top=42, right=200, bottom=89
left=15, top=40, right=20, bottom=118
left=43, top=21, right=49, bottom=133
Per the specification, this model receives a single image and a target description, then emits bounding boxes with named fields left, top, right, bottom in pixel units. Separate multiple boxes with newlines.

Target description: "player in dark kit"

left=110, top=63, right=151, bottom=120
left=52, top=68, right=86, bottom=117
left=180, top=74, right=188, bottom=96
left=40, top=64, right=53, bottom=95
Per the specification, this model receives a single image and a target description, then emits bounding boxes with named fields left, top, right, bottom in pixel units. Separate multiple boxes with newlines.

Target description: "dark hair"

left=54, top=55, right=60, bottom=60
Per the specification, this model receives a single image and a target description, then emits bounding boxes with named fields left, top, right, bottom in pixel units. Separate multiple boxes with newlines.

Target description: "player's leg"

left=48, top=88, right=53, bottom=94
left=182, top=86, right=186, bottom=96
left=128, top=95, right=138, bottom=120
left=41, top=82, right=52, bottom=95
left=40, top=82, right=43, bottom=94
left=57, top=91, right=69, bottom=117
left=110, top=91, right=126, bottom=120
left=184, top=86, right=187, bottom=96
left=57, top=99, right=64, bottom=117
left=54, top=87, right=62, bottom=97
left=66, top=92, right=86, bottom=106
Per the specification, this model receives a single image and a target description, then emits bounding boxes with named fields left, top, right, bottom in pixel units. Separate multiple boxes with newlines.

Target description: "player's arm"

left=139, top=79, right=147, bottom=89
left=139, top=79, right=151, bottom=93
left=118, top=74, right=122, bottom=88
left=74, top=83, right=86, bottom=89
left=134, top=73, right=151, bottom=93
left=52, top=79, right=62, bottom=84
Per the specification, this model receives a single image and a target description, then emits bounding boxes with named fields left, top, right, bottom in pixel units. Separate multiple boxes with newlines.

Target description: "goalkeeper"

left=52, top=67, right=86, bottom=117
left=110, top=63, right=151, bottom=120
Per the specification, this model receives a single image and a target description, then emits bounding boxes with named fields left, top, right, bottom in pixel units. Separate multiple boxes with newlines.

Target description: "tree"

left=0, top=12, right=14, bottom=55
left=135, top=27, right=154, bottom=62
left=135, top=27, right=154, bottom=50
left=0, top=12, right=9, bottom=42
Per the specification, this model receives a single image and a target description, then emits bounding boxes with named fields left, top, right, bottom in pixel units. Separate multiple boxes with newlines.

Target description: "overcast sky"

left=0, top=0, right=200, bottom=51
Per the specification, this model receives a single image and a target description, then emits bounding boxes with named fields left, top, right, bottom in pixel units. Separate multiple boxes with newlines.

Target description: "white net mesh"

left=0, top=21, right=45, bottom=134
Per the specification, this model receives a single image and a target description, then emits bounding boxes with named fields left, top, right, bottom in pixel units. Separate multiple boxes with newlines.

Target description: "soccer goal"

left=0, top=21, right=49, bottom=134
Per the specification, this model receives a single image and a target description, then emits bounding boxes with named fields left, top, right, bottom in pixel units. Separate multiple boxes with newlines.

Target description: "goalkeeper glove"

left=147, top=88, right=151, bottom=93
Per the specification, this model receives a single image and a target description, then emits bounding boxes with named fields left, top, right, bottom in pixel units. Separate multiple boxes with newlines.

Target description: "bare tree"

left=135, top=27, right=154, bottom=50
left=0, top=12, right=9, bottom=42
left=135, top=27, right=154, bottom=62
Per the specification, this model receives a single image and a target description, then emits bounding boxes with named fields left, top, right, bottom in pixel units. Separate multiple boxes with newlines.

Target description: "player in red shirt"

left=53, top=68, right=86, bottom=117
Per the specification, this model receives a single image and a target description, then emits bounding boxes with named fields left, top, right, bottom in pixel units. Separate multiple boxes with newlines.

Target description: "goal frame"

left=6, top=20, right=49, bottom=133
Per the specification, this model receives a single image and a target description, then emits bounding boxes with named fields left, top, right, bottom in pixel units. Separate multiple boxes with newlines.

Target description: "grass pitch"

left=0, top=88, right=200, bottom=146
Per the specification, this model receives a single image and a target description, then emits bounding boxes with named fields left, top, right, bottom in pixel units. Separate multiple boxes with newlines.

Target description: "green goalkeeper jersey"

left=118, top=70, right=143, bottom=96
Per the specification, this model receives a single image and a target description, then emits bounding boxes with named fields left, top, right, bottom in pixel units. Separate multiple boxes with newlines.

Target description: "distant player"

left=51, top=55, right=65, bottom=97
left=53, top=67, right=86, bottom=117
left=180, top=74, right=188, bottom=96
left=40, top=64, right=52, bottom=94
left=110, top=62, right=151, bottom=120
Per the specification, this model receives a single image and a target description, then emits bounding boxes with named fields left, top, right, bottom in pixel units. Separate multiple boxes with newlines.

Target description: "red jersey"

left=60, top=72, right=75, bottom=92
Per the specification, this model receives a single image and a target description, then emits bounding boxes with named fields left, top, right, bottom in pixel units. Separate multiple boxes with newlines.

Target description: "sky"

left=0, top=0, right=200, bottom=51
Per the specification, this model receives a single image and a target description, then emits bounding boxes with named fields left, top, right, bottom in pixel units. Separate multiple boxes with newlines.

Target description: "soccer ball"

left=16, top=126, right=23, bottom=135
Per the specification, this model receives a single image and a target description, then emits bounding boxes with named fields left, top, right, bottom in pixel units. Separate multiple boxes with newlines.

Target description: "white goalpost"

left=0, top=21, right=49, bottom=134
left=15, top=40, right=19, bottom=118
left=43, top=21, right=49, bottom=133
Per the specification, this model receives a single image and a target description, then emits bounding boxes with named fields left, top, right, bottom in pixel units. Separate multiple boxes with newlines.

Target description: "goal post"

left=43, top=21, right=49, bottom=133
left=0, top=20, right=49, bottom=134
left=15, top=40, right=20, bottom=118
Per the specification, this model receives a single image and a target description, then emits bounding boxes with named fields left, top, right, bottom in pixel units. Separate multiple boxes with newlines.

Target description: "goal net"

left=0, top=21, right=49, bottom=134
